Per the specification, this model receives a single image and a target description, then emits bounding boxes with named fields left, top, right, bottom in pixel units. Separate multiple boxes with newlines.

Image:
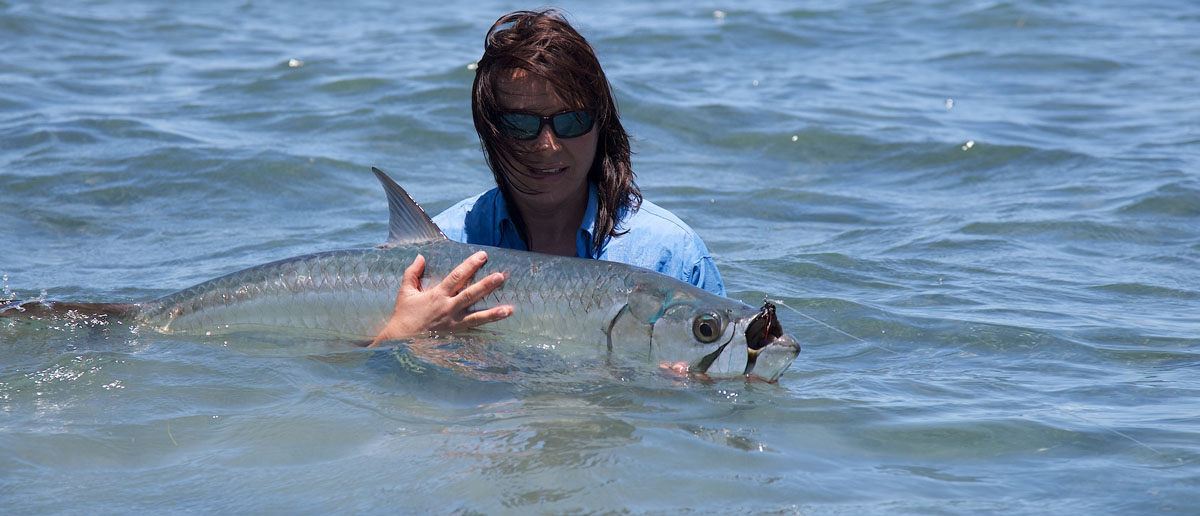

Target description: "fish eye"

left=692, top=312, right=722, bottom=343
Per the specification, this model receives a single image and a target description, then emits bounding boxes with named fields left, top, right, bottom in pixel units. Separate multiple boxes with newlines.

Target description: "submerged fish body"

left=6, top=168, right=801, bottom=381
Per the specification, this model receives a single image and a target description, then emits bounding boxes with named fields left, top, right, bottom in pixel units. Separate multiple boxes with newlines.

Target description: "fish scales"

left=138, top=242, right=625, bottom=341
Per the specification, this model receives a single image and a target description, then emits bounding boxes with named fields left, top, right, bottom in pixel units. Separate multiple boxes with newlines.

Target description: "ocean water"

left=2, top=0, right=1198, bottom=513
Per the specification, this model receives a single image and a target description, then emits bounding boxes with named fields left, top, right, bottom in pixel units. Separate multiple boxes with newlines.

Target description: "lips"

left=531, top=166, right=567, bottom=176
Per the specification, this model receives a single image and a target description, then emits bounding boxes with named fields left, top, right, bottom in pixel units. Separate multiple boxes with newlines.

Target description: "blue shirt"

left=432, top=183, right=726, bottom=296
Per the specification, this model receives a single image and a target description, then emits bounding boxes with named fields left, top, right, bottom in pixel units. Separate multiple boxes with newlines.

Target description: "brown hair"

left=472, top=9, right=641, bottom=256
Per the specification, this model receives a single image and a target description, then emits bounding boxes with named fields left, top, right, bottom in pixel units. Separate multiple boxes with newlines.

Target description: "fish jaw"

left=690, top=329, right=800, bottom=383
left=745, top=332, right=801, bottom=383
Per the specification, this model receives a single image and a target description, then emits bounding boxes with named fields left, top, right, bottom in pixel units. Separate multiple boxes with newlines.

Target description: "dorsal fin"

left=371, top=167, right=447, bottom=246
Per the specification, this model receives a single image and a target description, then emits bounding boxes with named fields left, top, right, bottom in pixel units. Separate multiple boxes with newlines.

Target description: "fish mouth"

left=746, top=332, right=800, bottom=383
left=694, top=302, right=801, bottom=383
left=743, top=302, right=800, bottom=382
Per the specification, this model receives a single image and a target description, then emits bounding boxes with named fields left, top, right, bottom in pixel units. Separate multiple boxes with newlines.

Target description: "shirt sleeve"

left=430, top=197, right=475, bottom=244
left=690, top=254, right=726, bottom=297
left=604, top=198, right=727, bottom=297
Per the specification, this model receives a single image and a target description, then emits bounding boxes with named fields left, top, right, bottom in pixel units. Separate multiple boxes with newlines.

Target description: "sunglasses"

left=497, top=110, right=596, bottom=140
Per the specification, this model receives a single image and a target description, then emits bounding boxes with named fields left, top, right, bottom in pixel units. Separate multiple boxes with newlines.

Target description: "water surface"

left=2, top=1, right=1198, bottom=514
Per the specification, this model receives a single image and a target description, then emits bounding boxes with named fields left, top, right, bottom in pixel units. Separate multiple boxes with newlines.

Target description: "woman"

left=373, top=10, right=724, bottom=344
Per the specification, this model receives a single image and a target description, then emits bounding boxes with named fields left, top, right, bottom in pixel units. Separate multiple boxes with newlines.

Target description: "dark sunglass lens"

left=499, top=113, right=540, bottom=140
left=552, top=111, right=594, bottom=138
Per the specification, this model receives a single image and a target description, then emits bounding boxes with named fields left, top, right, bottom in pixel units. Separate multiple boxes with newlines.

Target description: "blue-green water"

left=2, top=1, right=1198, bottom=513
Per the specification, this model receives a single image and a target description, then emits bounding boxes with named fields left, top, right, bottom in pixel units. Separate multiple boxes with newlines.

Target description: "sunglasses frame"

left=497, top=109, right=596, bottom=141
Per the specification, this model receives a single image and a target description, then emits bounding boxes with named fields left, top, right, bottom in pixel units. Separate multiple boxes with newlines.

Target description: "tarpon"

left=2, top=168, right=801, bottom=381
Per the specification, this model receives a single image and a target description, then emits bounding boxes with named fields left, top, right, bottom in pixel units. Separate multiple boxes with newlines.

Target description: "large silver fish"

left=3, top=168, right=800, bottom=381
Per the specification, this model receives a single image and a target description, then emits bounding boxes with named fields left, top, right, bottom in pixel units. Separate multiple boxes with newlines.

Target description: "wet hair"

left=472, top=9, right=641, bottom=256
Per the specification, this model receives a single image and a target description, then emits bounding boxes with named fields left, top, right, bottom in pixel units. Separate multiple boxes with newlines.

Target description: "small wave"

left=1117, top=183, right=1200, bottom=217
left=958, top=220, right=1160, bottom=244
left=1088, top=283, right=1198, bottom=300
left=316, top=77, right=392, bottom=95
left=931, top=50, right=1124, bottom=74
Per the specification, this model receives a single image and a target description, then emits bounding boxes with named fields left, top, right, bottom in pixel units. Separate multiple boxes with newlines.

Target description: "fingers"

left=379, top=251, right=513, bottom=338
left=453, top=270, right=506, bottom=309
left=454, top=304, right=513, bottom=329
left=436, top=251, right=489, bottom=295
left=445, top=255, right=510, bottom=329
left=400, top=254, right=426, bottom=292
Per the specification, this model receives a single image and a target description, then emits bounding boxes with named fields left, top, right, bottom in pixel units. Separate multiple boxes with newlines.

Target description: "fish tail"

left=1, top=299, right=139, bottom=320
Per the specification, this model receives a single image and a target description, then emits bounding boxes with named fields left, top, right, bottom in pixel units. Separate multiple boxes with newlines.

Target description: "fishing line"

left=768, top=298, right=1166, bottom=457
left=1043, top=405, right=1164, bottom=457
left=767, top=298, right=900, bottom=355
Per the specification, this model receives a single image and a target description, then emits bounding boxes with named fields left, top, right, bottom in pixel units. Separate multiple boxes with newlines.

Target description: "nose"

left=532, top=123, right=562, bottom=152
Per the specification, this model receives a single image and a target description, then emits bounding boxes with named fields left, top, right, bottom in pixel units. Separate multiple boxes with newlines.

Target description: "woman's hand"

left=370, top=251, right=512, bottom=346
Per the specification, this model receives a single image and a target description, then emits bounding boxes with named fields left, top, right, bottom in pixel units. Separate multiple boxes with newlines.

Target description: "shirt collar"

left=493, top=182, right=601, bottom=258
left=578, top=182, right=600, bottom=258
left=580, top=182, right=599, bottom=237
left=494, top=188, right=515, bottom=238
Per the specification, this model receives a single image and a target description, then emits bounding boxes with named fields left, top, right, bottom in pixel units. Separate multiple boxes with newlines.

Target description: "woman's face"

left=494, top=68, right=598, bottom=209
